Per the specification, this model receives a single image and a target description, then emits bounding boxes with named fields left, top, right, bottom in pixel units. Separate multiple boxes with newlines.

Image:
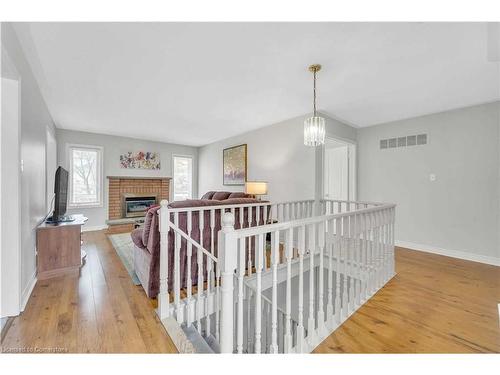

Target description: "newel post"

left=218, top=212, right=237, bottom=353
left=158, top=200, right=170, bottom=320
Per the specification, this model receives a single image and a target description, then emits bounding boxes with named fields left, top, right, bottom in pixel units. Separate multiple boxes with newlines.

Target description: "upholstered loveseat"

left=130, top=192, right=266, bottom=298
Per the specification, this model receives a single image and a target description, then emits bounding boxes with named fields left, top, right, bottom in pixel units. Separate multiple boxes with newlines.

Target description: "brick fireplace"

left=108, top=176, right=171, bottom=230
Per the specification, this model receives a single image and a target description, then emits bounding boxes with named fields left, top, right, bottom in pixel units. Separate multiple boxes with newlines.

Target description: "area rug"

left=108, top=232, right=141, bottom=285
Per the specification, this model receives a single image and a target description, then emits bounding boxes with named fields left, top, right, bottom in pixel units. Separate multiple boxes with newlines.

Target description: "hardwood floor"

left=1, top=230, right=177, bottom=353
left=1, top=230, right=499, bottom=353
left=314, top=248, right=500, bottom=353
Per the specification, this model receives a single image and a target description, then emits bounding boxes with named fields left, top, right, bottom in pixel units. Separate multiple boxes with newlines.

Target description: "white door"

left=323, top=138, right=356, bottom=201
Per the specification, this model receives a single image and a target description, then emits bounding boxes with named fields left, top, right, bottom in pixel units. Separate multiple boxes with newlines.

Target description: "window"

left=173, top=156, right=193, bottom=201
left=68, top=145, right=103, bottom=208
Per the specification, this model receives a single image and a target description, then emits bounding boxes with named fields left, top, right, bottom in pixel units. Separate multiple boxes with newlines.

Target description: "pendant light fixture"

left=304, top=64, right=326, bottom=146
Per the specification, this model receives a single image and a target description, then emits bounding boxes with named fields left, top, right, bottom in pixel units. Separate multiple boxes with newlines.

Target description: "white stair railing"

left=157, top=198, right=395, bottom=353
left=157, top=199, right=316, bottom=342
left=218, top=201, right=396, bottom=353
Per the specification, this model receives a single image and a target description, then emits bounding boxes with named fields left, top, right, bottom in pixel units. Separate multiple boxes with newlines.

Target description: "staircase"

left=157, top=198, right=396, bottom=353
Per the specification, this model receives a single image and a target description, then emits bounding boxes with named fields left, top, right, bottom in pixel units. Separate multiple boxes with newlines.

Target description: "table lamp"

left=245, top=181, right=268, bottom=200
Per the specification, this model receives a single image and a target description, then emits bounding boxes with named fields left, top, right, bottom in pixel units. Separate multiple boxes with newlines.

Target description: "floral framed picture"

left=223, top=144, right=247, bottom=185
left=120, top=151, right=160, bottom=170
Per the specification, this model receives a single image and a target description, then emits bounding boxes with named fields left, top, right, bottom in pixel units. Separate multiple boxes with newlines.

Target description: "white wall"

left=1, top=77, right=21, bottom=317
left=45, top=126, right=57, bottom=212
left=56, top=129, right=198, bottom=229
left=1, top=23, right=57, bottom=313
left=358, top=102, right=500, bottom=264
left=198, top=114, right=357, bottom=203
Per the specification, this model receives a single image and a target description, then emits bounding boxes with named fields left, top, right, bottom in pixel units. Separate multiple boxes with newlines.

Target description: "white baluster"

left=375, top=211, right=381, bottom=289
left=266, top=301, right=271, bottom=353
left=198, top=210, right=210, bottom=336
left=342, top=216, right=348, bottom=318
left=391, top=208, right=396, bottom=276
left=361, top=213, right=367, bottom=302
left=270, top=230, right=279, bottom=353
left=383, top=210, right=387, bottom=280
left=384, top=209, right=389, bottom=282
left=349, top=214, right=355, bottom=312
left=284, top=228, right=293, bottom=353
left=380, top=210, right=385, bottom=283
left=254, top=233, right=264, bottom=353
left=247, top=285, right=253, bottom=352
left=386, top=209, right=390, bottom=278
left=248, top=206, right=253, bottom=227
left=158, top=200, right=170, bottom=319
left=317, top=220, right=325, bottom=332
left=209, top=209, right=215, bottom=337
left=327, top=219, right=334, bottom=326
left=186, top=211, right=193, bottom=326
left=297, top=225, right=305, bottom=352
left=174, top=212, right=181, bottom=323
left=238, top=206, right=244, bottom=229
left=278, top=310, right=284, bottom=352
left=237, top=238, right=245, bottom=353
left=355, top=214, right=361, bottom=307
left=334, top=217, right=342, bottom=324
left=216, top=209, right=223, bottom=340
left=391, top=207, right=396, bottom=277
left=247, top=206, right=253, bottom=276
left=197, top=210, right=204, bottom=334
left=307, top=224, right=316, bottom=338
left=369, top=212, right=375, bottom=294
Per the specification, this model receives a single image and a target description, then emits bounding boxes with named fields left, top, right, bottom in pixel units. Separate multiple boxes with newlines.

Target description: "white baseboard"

left=395, top=240, right=500, bottom=267
left=20, top=271, right=37, bottom=312
left=82, top=225, right=108, bottom=232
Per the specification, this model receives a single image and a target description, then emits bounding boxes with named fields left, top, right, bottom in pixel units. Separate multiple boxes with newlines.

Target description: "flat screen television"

left=47, top=166, right=74, bottom=223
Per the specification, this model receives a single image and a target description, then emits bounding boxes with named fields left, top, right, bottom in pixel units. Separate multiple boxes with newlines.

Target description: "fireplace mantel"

left=107, top=176, right=172, bottom=180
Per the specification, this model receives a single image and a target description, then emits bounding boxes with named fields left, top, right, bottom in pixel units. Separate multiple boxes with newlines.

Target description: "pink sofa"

left=131, top=192, right=267, bottom=298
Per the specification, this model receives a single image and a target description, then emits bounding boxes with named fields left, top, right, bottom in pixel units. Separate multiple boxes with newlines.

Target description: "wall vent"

left=380, top=133, right=428, bottom=150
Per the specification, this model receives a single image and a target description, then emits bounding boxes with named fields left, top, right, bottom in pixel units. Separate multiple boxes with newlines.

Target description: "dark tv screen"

left=53, top=166, right=69, bottom=221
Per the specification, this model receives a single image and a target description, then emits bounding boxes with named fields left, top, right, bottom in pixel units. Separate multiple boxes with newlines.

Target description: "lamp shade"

left=245, top=181, right=268, bottom=195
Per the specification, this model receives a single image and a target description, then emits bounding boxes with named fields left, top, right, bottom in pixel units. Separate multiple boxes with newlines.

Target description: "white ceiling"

left=14, top=22, right=499, bottom=146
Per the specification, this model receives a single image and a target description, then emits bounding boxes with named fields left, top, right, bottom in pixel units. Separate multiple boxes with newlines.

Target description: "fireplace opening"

left=123, top=195, right=157, bottom=218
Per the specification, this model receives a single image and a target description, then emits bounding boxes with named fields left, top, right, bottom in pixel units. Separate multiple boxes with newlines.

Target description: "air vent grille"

left=380, top=133, right=428, bottom=150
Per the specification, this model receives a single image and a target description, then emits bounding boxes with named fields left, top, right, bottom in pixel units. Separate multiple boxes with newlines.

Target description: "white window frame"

left=67, top=143, right=104, bottom=209
left=172, top=155, right=193, bottom=201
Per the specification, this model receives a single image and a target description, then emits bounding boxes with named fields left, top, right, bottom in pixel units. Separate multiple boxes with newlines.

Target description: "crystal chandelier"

left=304, top=64, right=326, bottom=146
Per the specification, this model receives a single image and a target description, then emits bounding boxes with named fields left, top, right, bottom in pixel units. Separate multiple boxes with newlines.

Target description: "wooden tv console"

left=36, top=214, right=88, bottom=280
